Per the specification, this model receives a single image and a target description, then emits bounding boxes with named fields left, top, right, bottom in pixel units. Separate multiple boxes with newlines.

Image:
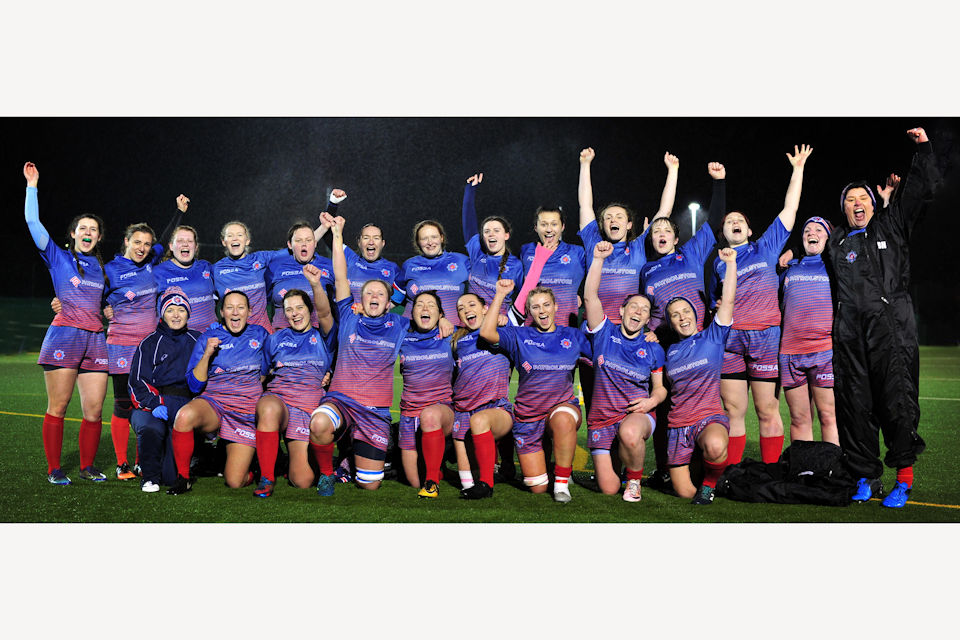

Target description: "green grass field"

left=1, top=338, right=958, bottom=523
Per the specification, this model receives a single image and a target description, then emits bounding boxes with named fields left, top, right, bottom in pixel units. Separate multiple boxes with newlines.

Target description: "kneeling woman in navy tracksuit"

left=128, top=288, right=202, bottom=492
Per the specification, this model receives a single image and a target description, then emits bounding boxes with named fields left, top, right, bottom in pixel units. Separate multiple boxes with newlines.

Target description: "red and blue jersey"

left=399, top=327, right=454, bottom=416
left=328, top=296, right=409, bottom=408
left=153, top=259, right=218, bottom=331
left=641, top=222, right=715, bottom=331
left=264, top=326, right=335, bottom=413
left=664, top=319, right=730, bottom=428
left=780, top=254, right=832, bottom=355
left=265, top=251, right=334, bottom=330
left=343, top=245, right=399, bottom=305
left=494, top=325, right=592, bottom=422
left=105, top=250, right=163, bottom=346
left=452, top=330, right=512, bottom=412
left=213, top=250, right=273, bottom=332
left=520, top=241, right=586, bottom=327
left=35, top=238, right=105, bottom=333
left=711, top=218, right=790, bottom=330
left=578, top=220, right=650, bottom=324
left=395, top=252, right=470, bottom=326
left=188, top=323, right=269, bottom=414
left=584, top=318, right=665, bottom=428
left=465, top=234, right=524, bottom=316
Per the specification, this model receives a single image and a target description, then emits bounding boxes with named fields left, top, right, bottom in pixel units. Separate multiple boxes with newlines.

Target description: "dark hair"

left=66, top=213, right=108, bottom=288
left=598, top=202, right=639, bottom=242
left=621, top=292, right=654, bottom=310
left=220, top=289, right=251, bottom=310
left=412, top=220, right=447, bottom=255
left=451, top=292, right=486, bottom=354
left=163, top=224, right=199, bottom=263
left=480, top=216, right=513, bottom=278
left=357, top=223, right=383, bottom=242
left=122, top=223, right=157, bottom=262
left=644, top=217, right=680, bottom=255
left=287, top=221, right=315, bottom=246
left=665, top=295, right=697, bottom=333
left=410, top=290, right=445, bottom=332
left=282, top=288, right=314, bottom=315
left=719, top=211, right=751, bottom=248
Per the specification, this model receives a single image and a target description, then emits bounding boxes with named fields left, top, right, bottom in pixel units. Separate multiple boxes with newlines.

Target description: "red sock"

left=626, top=467, right=644, bottom=481
left=256, top=430, right=280, bottom=482
left=312, top=443, right=335, bottom=476
left=727, top=434, right=746, bottom=465
left=554, top=464, right=572, bottom=486
left=421, top=429, right=445, bottom=484
left=171, top=429, right=194, bottom=479
left=110, top=415, right=130, bottom=465
left=474, top=431, right=496, bottom=486
left=759, top=435, right=784, bottom=464
left=78, top=419, right=102, bottom=469
left=896, top=466, right=914, bottom=488
left=702, top=458, right=727, bottom=488
left=42, top=413, right=65, bottom=473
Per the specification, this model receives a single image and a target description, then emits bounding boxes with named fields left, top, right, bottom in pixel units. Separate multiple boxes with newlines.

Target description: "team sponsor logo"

left=446, top=263, right=458, bottom=271
left=560, top=254, right=570, bottom=264
left=381, top=269, right=390, bottom=277
left=95, top=358, right=108, bottom=365
left=370, top=433, right=388, bottom=445
left=69, top=276, right=81, bottom=288
left=279, top=288, right=287, bottom=297
left=309, top=335, right=318, bottom=344
left=160, top=353, right=168, bottom=361
left=815, top=373, right=834, bottom=381
left=636, top=348, right=647, bottom=358
left=295, top=426, right=310, bottom=436
left=249, top=339, right=260, bottom=349
left=646, top=285, right=654, bottom=295
left=521, top=361, right=532, bottom=372
left=220, top=268, right=239, bottom=275
left=224, top=287, right=232, bottom=293
left=117, top=357, right=128, bottom=369
left=125, top=290, right=136, bottom=301
left=591, top=430, right=600, bottom=443
left=596, top=354, right=605, bottom=366
left=399, top=355, right=405, bottom=365
left=560, top=338, right=572, bottom=349
left=349, top=333, right=357, bottom=344
left=235, top=428, right=255, bottom=440
left=410, top=284, right=419, bottom=294
left=846, top=251, right=857, bottom=263
left=214, top=366, right=224, bottom=373
left=53, top=349, right=65, bottom=361
left=877, top=241, right=887, bottom=250
left=202, top=270, right=211, bottom=279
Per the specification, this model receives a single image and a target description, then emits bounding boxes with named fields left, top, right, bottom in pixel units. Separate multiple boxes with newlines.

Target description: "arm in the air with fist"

left=584, top=242, right=612, bottom=331
left=480, top=279, right=515, bottom=345
left=715, top=248, right=738, bottom=327
left=186, top=334, right=221, bottom=393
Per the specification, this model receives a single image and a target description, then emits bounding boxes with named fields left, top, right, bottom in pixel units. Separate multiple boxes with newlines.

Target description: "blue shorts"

left=588, top=412, right=656, bottom=453
left=199, top=394, right=256, bottom=447
left=38, top=326, right=108, bottom=372
left=453, top=398, right=514, bottom=441
left=722, top=326, right=780, bottom=380
left=666, top=413, right=729, bottom=466
left=107, top=343, right=138, bottom=375
left=779, top=350, right=834, bottom=390
left=512, top=398, right=579, bottom=455
left=322, top=391, right=392, bottom=453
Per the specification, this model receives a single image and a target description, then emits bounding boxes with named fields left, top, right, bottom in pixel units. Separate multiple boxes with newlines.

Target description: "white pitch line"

left=919, top=396, right=960, bottom=402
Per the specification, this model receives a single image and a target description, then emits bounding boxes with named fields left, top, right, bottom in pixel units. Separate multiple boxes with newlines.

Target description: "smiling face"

left=843, top=187, right=875, bottom=229
left=124, top=231, right=154, bottom=264
left=481, top=219, right=509, bottom=256
left=417, top=224, right=444, bottom=258
left=601, top=206, right=632, bottom=243
left=170, top=228, right=198, bottom=266
left=288, top=226, right=317, bottom=264
left=163, top=304, right=188, bottom=330
left=70, top=217, right=101, bottom=254
left=535, top=210, right=564, bottom=248
left=456, top=294, right=487, bottom=330
left=412, top=293, right=441, bottom=331
left=221, top=292, right=250, bottom=333
left=283, top=293, right=312, bottom=332
left=222, top=223, right=251, bottom=258
left=722, top=212, right=752, bottom=248
left=358, top=225, right=385, bottom=262
left=619, top=295, right=651, bottom=336
left=650, top=219, right=679, bottom=256
left=802, top=221, right=829, bottom=256
left=361, top=280, right=390, bottom=318
left=528, top=291, right=556, bottom=331
left=667, top=299, right=697, bottom=338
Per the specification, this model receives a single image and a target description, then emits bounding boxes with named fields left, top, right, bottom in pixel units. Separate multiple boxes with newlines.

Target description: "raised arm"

left=188, top=336, right=220, bottom=391
left=462, top=173, right=482, bottom=241
left=777, top=144, right=813, bottom=232
left=706, top=162, right=727, bottom=235
left=23, top=162, right=49, bottom=250
left=314, top=188, right=346, bottom=248
left=896, top=127, right=940, bottom=232
left=715, top=248, right=738, bottom=326
left=584, top=241, right=613, bottom=330
left=876, top=173, right=901, bottom=209
left=156, top=194, right=188, bottom=246
left=303, top=262, right=334, bottom=335
left=652, top=152, right=680, bottom=221
left=578, top=147, right=596, bottom=230
left=329, top=213, right=352, bottom=302
left=480, top=279, right=514, bottom=345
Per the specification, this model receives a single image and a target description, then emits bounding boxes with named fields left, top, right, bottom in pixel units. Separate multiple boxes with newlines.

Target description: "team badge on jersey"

left=54, top=349, right=65, bottom=361
left=381, top=269, right=390, bottom=277
left=117, top=357, right=128, bottom=369
left=560, top=338, right=572, bottom=349
left=320, top=268, right=330, bottom=278
left=253, top=261, right=263, bottom=270
left=309, top=335, right=318, bottom=344
left=624, top=247, right=630, bottom=255
left=385, top=321, right=394, bottom=328
left=560, top=254, right=570, bottom=264
left=249, top=339, right=260, bottom=349
left=637, top=347, right=647, bottom=358
left=591, top=431, right=600, bottom=443
left=447, top=263, right=458, bottom=272
left=202, top=270, right=211, bottom=279
left=676, top=255, right=684, bottom=262
left=69, top=276, right=81, bottom=288
left=846, top=251, right=857, bottom=263
left=125, top=290, right=136, bottom=301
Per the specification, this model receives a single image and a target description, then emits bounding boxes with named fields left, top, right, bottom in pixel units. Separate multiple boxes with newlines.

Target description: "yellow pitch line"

left=869, top=497, right=960, bottom=510
left=0, top=410, right=81, bottom=422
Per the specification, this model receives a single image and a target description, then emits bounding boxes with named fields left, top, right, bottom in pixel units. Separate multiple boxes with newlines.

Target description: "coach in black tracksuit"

left=825, top=127, right=940, bottom=505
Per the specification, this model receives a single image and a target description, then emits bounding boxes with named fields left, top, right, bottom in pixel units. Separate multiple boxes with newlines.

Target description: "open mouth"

left=364, top=245, right=377, bottom=258
left=227, top=316, right=244, bottom=330
left=298, top=247, right=310, bottom=260
left=179, top=248, right=191, bottom=258
left=609, top=224, right=621, bottom=235
left=81, top=237, right=93, bottom=247
left=419, top=312, right=432, bottom=323
left=230, top=242, right=242, bottom=253
left=464, top=312, right=478, bottom=325
left=134, top=249, right=147, bottom=261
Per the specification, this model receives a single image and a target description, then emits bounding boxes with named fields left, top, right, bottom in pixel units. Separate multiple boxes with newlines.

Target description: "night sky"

left=5, top=116, right=958, bottom=342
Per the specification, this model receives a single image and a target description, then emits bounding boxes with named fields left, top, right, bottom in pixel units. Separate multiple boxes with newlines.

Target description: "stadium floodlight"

left=688, top=202, right=701, bottom=236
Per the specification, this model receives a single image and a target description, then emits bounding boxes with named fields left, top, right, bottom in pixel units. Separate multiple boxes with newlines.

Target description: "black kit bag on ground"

left=716, top=441, right=857, bottom=506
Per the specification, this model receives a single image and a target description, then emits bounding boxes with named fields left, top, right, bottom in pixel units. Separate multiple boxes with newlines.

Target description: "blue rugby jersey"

left=264, top=326, right=335, bottom=413
left=780, top=254, right=832, bottom=355
left=584, top=318, right=665, bottom=428
left=664, top=319, right=730, bottom=428
left=520, top=241, right=586, bottom=327
left=153, top=259, right=218, bottom=331
left=494, top=325, right=592, bottom=422
left=264, top=250, right=334, bottom=330
left=105, top=248, right=164, bottom=346
left=710, top=218, right=789, bottom=330
left=578, top=220, right=650, bottom=324
left=213, top=250, right=274, bottom=332
left=187, top=323, right=270, bottom=413
left=451, top=330, right=511, bottom=412
left=640, top=222, right=716, bottom=332
left=343, top=245, right=399, bottom=305
left=328, top=296, right=409, bottom=408
left=395, top=252, right=470, bottom=326
left=399, top=327, right=455, bottom=416
left=465, top=234, right=524, bottom=316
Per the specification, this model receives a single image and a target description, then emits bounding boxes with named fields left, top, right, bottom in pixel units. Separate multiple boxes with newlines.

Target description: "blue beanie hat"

left=160, top=286, right=191, bottom=318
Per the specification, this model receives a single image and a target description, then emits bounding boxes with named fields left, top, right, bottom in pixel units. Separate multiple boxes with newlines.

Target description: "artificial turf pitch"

left=2, top=343, right=957, bottom=524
